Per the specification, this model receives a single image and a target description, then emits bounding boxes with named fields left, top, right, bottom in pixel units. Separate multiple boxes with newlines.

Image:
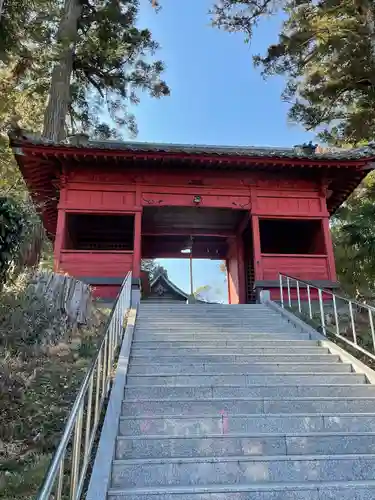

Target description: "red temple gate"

left=11, top=136, right=375, bottom=303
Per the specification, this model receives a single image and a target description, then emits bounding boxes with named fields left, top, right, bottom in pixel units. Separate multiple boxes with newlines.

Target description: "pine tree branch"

left=83, top=71, right=104, bottom=97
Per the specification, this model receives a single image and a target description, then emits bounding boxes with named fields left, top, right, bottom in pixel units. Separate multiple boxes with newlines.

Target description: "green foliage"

left=0, top=274, right=106, bottom=499
left=71, top=0, right=170, bottom=137
left=0, top=197, right=45, bottom=285
left=211, top=1, right=375, bottom=296
left=194, top=284, right=211, bottom=301
left=332, top=171, right=375, bottom=298
left=1, top=0, right=170, bottom=140
left=0, top=59, right=46, bottom=197
left=211, top=0, right=375, bottom=145
left=0, top=198, right=22, bottom=281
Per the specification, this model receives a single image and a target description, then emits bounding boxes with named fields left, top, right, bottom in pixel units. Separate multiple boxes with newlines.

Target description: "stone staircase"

left=107, top=302, right=375, bottom=499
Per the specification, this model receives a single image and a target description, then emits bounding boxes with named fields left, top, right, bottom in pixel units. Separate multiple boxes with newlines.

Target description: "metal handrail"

left=36, top=271, right=132, bottom=500
left=279, top=273, right=375, bottom=312
left=279, top=273, right=375, bottom=362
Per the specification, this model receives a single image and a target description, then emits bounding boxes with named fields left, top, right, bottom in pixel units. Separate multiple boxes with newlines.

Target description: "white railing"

left=36, top=272, right=132, bottom=500
left=279, top=273, right=375, bottom=361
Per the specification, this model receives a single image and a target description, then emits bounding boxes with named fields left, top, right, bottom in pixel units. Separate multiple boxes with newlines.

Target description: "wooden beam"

left=236, top=211, right=251, bottom=235
left=142, top=230, right=233, bottom=237
left=252, top=215, right=262, bottom=281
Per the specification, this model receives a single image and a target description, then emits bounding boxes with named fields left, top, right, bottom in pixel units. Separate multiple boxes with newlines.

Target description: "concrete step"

left=126, top=373, right=367, bottom=386
left=124, top=384, right=375, bottom=400
left=137, top=317, right=293, bottom=320
left=130, top=354, right=340, bottom=364
left=135, top=319, right=293, bottom=324
left=136, top=312, right=283, bottom=317
left=140, top=304, right=268, bottom=307
left=119, top=413, right=375, bottom=436
left=134, top=333, right=312, bottom=341
left=138, top=308, right=280, bottom=312
left=127, top=362, right=352, bottom=375
left=121, top=397, right=375, bottom=417
left=115, top=432, right=375, bottom=459
left=132, top=340, right=322, bottom=349
left=138, top=311, right=275, bottom=316
left=135, top=322, right=295, bottom=328
left=131, top=347, right=329, bottom=355
left=108, top=482, right=375, bottom=500
left=134, top=330, right=300, bottom=336
left=137, top=318, right=287, bottom=323
left=135, top=327, right=304, bottom=333
left=137, top=319, right=286, bottom=324
left=110, top=454, right=375, bottom=488
left=137, top=322, right=292, bottom=327
left=132, top=339, right=319, bottom=345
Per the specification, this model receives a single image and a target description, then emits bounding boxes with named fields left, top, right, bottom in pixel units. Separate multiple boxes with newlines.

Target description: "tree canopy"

left=0, top=0, right=170, bottom=277
left=211, top=0, right=375, bottom=145
left=331, top=171, right=375, bottom=299
left=0, top=0, right=169, bottom=141
left=211, top=1, right=375, bottom=297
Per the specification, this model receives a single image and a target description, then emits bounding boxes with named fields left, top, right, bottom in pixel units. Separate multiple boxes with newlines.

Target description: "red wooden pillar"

left=322, top=217, right=337, bottom=281
left=133, top=211, right=142, bottom=279
left=236, top=236, right=246, bottom=304
left=54, top=208, right=66, bottom=272
left=252, top=215, right=262, bottom=281
left=226, top=259, right=232, bottom=304
left=226, top=234, right=246, bottom=304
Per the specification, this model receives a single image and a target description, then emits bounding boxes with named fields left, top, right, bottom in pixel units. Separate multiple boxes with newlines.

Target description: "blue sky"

left=134, top=0, right=314, bottom=300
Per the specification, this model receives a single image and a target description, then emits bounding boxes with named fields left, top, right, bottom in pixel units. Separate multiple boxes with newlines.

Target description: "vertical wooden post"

left=133, top=211, right=142, bottom=278
left=226, top=237, right=240, bottom=304
left=54, top=208, right=66, bottom=271
left=236, top=233, right=246, bottom=304
left=252, top=215, right=262, bottom=281
left=322, top=217, right=337, bottom=281
left=225, top=258, right=231, bottom=304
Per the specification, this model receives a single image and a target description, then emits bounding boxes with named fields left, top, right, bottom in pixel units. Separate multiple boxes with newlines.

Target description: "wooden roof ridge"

left=9, top=129, right=375, bottom=162
left=149, top=272, right=216, bottom=304
left=150, top=271, right=189, bottom=300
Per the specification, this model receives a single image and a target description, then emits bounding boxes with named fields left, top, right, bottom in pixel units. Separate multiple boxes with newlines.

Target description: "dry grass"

left=0, top=275, right=108, bottom=500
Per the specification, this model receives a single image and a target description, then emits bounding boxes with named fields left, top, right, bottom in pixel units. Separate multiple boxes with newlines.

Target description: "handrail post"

left=332, top=294, right=340, bottom=336
left=369, top=308, right=375, bottom=353
left=279, top=274, right=284, bottom=308
left=349, top=301, right=357, bottom=345
left=296, top=280, right=301, bottom=314
left=70, top=404, right=83, bottom=499
left=318, top=288, right=326, bottom=335
left=95, top=355, right=101, bottom=427
left=307, top=284, right=312, bottom=319
left=287, top=277, right=291, bottom=308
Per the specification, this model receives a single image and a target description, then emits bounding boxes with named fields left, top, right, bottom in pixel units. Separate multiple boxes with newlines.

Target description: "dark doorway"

left=141, top=206, right=246, bottom=259
left=259, top=219, right=325, bottom=255
left=65, top=213, right=135, bottom=251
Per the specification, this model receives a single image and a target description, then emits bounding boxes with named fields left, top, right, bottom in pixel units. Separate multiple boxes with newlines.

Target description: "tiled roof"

left=10, top=132, right=375, bottom=161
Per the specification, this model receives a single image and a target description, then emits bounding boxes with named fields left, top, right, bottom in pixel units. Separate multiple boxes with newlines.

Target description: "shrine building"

left=10, top=133, right=375, bottom=303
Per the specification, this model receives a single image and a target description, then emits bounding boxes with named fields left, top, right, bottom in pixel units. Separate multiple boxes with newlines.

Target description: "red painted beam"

left=142, top=230, right=233, bottom=237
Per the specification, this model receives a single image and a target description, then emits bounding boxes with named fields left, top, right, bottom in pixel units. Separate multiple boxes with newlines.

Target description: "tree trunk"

left=42, top=0, right=82, bottom=142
